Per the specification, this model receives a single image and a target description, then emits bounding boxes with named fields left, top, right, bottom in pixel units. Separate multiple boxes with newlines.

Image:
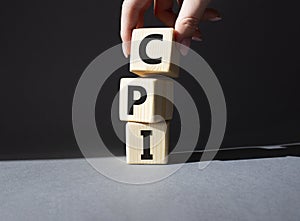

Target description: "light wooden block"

left=119, top=77, right=173, bottom=123
left=126, top=121, right=169, bottom=164
left=130, top=28, right=180, bottom=78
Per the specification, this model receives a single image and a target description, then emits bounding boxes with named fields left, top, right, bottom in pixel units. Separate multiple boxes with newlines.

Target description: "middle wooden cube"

left=119, top=77, right=173, bottom=123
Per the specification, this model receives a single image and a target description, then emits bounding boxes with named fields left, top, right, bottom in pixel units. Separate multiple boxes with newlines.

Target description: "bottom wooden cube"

left=126, top=121, right=169, bottom=164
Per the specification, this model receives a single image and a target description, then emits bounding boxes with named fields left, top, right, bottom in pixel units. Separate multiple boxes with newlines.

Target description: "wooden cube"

left=126, top=121, right=169, bottom=164
left=130, top=28, right=179, bottom=78
left=119, top=77, right=173, bottom=123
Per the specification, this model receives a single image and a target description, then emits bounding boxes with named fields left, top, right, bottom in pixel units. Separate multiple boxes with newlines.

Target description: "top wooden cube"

left=130, top=28, right=179, bottom=78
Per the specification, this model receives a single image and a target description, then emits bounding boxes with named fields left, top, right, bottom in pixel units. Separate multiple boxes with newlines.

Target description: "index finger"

left=120, top=0, right=151, bottom=57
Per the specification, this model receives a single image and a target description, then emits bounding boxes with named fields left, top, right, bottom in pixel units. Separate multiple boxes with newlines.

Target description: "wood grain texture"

left=130, top=28, right=179, bottom=78
left=126, top=121, right=169, bottom=164
left=119, top=77, right=173, bottom=123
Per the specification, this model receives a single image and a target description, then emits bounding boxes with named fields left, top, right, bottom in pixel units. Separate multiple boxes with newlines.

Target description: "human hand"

left=120, top=0, right=221, bottom=57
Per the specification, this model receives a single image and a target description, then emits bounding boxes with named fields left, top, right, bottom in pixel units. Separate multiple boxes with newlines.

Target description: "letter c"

left=139, top=34, right=163, bottom=65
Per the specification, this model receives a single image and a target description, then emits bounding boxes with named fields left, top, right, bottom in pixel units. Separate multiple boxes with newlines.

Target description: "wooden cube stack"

left=119, top=28, right=179, bottom=164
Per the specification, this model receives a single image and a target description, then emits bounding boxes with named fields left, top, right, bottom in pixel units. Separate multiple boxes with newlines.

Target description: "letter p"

left=127, top=86, right=147, bottom=115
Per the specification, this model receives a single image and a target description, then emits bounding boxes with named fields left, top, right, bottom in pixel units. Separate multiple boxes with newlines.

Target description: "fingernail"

left=209, top=17, right=222, bottom=22
left=122, top=42, right=129, bottom=58
left=192, top=37, right=203, bottom=42
left=179, top=38, right=191, bottom=56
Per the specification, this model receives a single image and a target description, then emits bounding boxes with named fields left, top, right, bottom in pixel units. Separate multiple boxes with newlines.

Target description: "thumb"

left=175, top=0, right=211, bottom=54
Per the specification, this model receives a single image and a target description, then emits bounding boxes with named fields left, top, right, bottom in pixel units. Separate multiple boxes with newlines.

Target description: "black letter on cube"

left=139, top=34, right=163, bottom=65
left=128, top=86, right=147, bottom=115
left=141, top=130, right=153, bottom=160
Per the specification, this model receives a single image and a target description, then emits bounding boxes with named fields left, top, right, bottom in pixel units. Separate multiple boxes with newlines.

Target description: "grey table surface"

left=1, top=148, right=300, bottom=221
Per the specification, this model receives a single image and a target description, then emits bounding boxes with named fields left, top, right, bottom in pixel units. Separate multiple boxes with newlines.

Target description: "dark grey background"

left=1, top=0, right=299, bottom=159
